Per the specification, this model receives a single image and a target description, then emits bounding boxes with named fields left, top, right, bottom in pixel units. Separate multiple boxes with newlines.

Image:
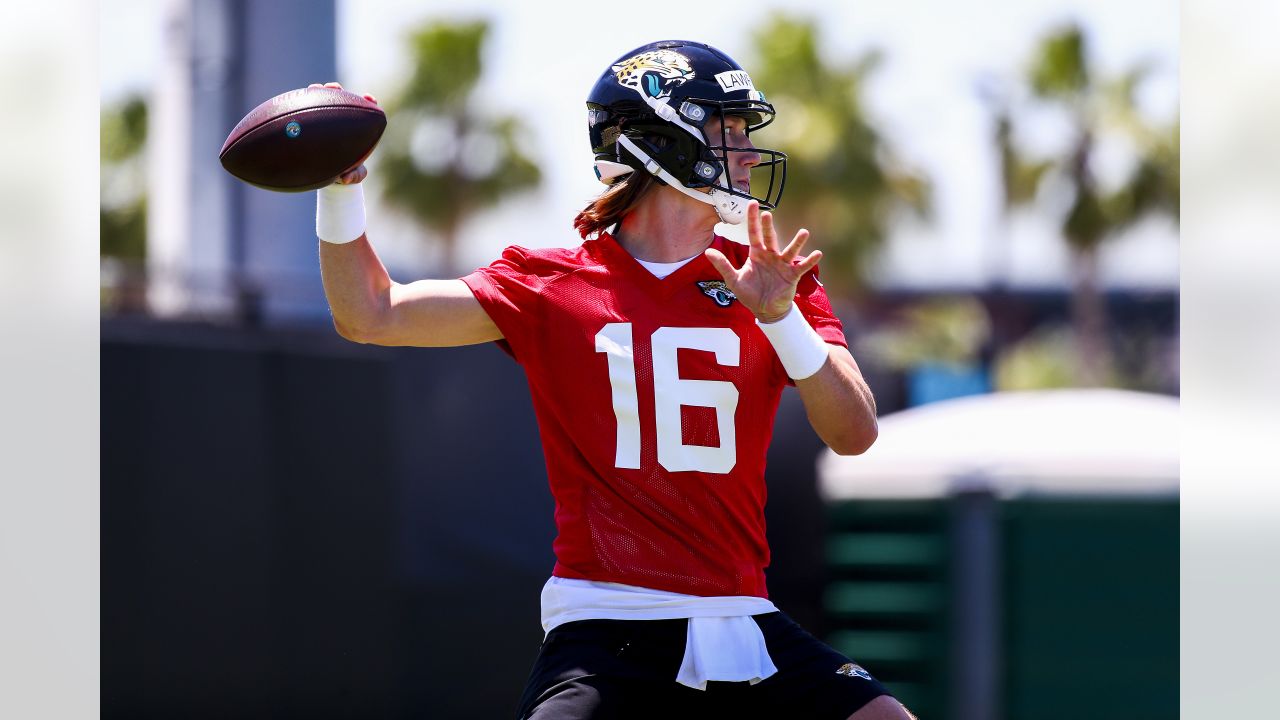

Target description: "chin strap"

left=614, top=135, right=747, bottom=225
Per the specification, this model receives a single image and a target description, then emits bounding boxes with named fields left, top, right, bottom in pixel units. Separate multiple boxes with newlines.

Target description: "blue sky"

left=102, top=0, right=1179, bottom=288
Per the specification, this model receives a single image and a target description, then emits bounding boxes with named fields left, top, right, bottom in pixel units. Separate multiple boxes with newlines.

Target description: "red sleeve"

left=460, top=246, right=545, bottom=362
left=795, top=266, right=848, bottom=348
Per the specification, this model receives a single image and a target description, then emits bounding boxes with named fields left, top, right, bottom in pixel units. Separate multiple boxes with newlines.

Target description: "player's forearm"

left=319, top=235, right=394, bottom=341
left=795, top=347, right=879, bottom=455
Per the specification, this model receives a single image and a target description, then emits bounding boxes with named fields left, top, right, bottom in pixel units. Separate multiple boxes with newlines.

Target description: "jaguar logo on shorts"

left=836, top=662, right=873, bottom=680
left=696, top=280, right=737, bottom=307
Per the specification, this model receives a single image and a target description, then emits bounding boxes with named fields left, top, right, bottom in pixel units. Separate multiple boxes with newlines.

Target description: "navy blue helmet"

left=586, top=40, right=786, bottom=224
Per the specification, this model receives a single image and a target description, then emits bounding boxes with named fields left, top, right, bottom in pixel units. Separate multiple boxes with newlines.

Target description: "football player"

left=313, top=39, right=912, bottom=720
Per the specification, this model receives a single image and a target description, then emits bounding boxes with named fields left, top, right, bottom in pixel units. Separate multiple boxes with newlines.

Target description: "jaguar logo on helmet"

left=587, top=40, right=788, bottom=225
left=612, top=50, right=694, bottom=100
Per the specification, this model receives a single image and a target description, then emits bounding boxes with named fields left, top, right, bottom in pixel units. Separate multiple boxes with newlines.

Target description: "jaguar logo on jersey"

left=697, top=280, right=737, bottom=307
left=836, top=663, right=873, bottom=681
left=613, top=49, right=694, bottom=100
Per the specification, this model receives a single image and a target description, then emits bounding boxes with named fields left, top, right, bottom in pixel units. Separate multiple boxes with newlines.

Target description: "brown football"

left=219, top=86, right=387, bottom=192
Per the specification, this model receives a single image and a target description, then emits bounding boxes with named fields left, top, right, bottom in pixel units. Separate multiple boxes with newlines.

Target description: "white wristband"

left=316, top=182, right=367, bottom=244
left=756, top=302, right=829, bottom=380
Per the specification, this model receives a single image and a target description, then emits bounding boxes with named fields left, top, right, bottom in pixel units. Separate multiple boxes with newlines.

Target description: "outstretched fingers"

left=781, top=228, right=811, bottom=262
left=794, top=249, right=823, bottom=275
left=745, top=201, right=766, bottom=252
left=760, top=210, right=781, bottom=253
left=704, top=248, right=741, bottom=285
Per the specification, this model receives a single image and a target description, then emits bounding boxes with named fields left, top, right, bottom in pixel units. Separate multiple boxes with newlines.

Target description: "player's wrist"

left=316, top=182, right=366, bottom=244
left=754, top=304, right=792, bottom=324
left=756, top=301, right=829, bottom=380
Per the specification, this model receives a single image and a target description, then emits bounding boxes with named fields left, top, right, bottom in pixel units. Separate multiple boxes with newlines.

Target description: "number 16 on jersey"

left=595, top=323, right=740, bottom=474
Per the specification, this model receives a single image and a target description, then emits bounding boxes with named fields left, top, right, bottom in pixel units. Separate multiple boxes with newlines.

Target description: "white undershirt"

left=540, top=576, right=780, bottom=690
left=635, top=254, right=699, bottom=279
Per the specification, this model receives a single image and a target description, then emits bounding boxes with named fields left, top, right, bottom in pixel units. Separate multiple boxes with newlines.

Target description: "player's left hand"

left=704, top=200, right=822, bottom=323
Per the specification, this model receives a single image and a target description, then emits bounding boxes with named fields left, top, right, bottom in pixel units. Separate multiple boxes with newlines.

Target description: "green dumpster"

left=818, top=390, right=1177, bottom=720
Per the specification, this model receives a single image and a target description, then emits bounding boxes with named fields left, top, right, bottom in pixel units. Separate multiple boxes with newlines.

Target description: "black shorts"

left=515, top=612, right=891, bottom=719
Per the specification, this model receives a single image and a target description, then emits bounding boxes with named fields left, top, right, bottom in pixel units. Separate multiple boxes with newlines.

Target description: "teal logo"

left=645, top=74, right=661, bottom=98
left=285, top=121, right=301, bottom=138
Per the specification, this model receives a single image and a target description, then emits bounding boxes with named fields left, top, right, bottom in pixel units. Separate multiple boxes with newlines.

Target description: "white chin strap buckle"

left=712, top=190, right=747, bottom=224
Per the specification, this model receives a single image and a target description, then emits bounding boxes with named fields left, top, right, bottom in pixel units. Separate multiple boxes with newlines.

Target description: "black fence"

left=101, top=317, right=840, bottom=719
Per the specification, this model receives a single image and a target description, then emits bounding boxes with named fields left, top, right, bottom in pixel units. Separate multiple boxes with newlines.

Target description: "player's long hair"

left=574, top=171, right=658, bottom=239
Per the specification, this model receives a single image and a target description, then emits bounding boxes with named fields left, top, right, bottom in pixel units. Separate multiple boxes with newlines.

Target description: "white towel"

left=675, top=615, right=779, bottom=690
left=539, top=577, right=781, bottom=691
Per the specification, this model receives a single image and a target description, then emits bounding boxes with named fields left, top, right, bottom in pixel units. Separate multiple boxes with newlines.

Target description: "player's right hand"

left=335, top=164, right=368, bottom=185
left=307, top=81, right=379, bottom=186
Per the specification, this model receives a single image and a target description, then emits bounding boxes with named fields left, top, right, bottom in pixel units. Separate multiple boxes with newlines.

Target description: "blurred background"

left=100, top=0, right=1178, bottom=718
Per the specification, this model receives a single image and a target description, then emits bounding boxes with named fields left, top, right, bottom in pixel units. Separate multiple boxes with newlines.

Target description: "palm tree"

left=101, top=94, right=150, bottom=313
left=101, top=94, right=149, bottom=261
left=377, top=20, right=541, bottom=273
left=996, top=24, right=1178, bottom=385
left=748, top=14, right=931, bottom=298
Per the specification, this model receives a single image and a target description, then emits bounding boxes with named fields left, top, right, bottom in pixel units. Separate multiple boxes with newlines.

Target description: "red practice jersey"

left=461, top=232, right=847, bottom=598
